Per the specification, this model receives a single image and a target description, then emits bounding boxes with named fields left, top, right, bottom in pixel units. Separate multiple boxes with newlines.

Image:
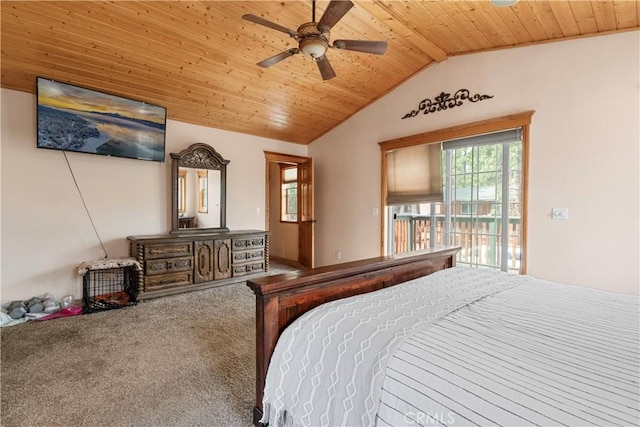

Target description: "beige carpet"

left=1, top=265, right=297, bottom=427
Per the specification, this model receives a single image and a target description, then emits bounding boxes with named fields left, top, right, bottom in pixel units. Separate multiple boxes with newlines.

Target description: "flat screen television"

left=37, top=77, right=167, bottom=162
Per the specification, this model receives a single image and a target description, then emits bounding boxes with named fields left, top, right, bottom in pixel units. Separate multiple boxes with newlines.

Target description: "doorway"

left=264, top=152, right=314, bottom=269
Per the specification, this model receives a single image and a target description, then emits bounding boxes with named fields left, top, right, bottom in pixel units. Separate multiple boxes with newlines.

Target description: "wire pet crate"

left=77, top=258, right=141, bottom=313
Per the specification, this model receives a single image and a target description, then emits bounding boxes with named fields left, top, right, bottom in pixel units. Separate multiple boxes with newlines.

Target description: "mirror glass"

left=178, top=167, right=221, bottom=229
left=171, top=143, right=229, bottom=233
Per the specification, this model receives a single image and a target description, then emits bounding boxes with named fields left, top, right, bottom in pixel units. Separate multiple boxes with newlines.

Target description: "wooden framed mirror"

left=170, top=143, right=229, bottom=233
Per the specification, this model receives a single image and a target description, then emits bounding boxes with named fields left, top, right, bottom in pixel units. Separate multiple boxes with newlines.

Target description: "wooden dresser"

left=128, top=230, right=268, bottom=300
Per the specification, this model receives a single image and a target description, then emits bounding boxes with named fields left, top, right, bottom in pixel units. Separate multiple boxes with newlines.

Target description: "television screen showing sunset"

left=37, top=78, right=166, bottom=162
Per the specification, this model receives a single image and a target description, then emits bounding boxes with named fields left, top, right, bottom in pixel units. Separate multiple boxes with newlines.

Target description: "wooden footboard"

left=246, top=246, right=460, bottom=425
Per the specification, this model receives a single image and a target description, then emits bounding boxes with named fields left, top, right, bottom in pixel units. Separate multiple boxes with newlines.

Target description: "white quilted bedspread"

left=260, top=267, right=532, bottom=427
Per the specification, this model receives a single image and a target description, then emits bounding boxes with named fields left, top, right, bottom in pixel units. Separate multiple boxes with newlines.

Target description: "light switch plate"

left=552, top=207, right=568, bottom=220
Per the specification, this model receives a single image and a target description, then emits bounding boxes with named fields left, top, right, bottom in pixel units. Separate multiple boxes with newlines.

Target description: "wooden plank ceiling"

left=2, top=1, right=638, bottom=144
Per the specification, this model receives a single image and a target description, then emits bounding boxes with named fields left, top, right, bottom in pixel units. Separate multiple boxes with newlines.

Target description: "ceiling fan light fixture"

left=300, top=36, right=328, bottom=59
left=491, top=0, right=519, bottom=6
left=243, top=0, right=386, bottom=80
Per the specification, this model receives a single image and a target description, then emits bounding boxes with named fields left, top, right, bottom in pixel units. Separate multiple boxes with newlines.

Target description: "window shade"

left=386, top=143, right=442, bottom=205
left=443, top=128, right=522, bottom=150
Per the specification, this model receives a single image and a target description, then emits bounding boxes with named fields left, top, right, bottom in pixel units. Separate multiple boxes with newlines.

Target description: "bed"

left=246, top=247, right=639, bottom=426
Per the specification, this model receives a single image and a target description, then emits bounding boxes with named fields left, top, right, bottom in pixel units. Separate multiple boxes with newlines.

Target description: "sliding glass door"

left=387, top=129, right=523, bottom=273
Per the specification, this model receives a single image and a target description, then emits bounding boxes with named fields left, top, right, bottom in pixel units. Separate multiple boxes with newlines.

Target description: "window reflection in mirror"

left=178, top=169, right=187, bottom=214
left=197, top=170, right=208, bottom=213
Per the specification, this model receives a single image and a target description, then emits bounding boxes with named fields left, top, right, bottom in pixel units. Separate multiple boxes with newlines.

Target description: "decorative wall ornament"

left=401, top=89, right=494, bottom=119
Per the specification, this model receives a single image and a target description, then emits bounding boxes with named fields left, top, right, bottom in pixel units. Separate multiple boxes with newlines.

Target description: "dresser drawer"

left=232, top=248, right=265, bottom=264
left=233, top=261, right=265, bottom=277
left=145, top=256, right=193, bottom=276
left=232, top=237, right=265, bottom=250
left=144, top=243, right=192, bottom=259
left=144, top=271, right=193, bottom=291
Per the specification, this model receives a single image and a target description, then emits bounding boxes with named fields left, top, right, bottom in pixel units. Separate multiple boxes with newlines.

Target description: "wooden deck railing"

left=393, top=215, right=521, bottom=270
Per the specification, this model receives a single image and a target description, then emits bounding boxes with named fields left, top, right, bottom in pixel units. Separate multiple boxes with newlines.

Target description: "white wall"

left=309, top=32, right=640, bottom=295
left=0, top=88, right=307, bottom=301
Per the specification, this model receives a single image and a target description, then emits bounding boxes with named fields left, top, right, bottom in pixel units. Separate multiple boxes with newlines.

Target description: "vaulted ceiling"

left=2, top=1, right=638, bottom=144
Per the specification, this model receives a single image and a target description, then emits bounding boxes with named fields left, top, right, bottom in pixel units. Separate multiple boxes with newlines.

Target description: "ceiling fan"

left=243, top=0, right=387, bottom=81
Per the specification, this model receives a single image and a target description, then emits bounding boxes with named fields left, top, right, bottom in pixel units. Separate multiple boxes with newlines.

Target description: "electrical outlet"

left=551, top=207, right=568, bottom=220
left=371, top=207, right=379, bottom=216
left=257, top=208, right=261, bottom=215
left=335, top=251, right=341, bottom=260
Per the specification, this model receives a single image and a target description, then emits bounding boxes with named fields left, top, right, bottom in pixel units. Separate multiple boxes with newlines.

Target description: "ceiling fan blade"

left=242, top=14, right=298, bottom=38
left=333, top=39, right=388, bottom=55
left=257, top=48, right=300, bottom=68
left=317, top=0, right=354, bottom=32
left=315, top=55, right=336, bottom=80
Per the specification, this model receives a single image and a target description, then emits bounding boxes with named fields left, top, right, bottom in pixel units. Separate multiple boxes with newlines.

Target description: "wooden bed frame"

left=246, top=246, right=460, bottom=425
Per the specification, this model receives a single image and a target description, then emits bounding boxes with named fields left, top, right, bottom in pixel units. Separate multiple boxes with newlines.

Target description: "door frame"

left=264, top=151, right=314, bottom=267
